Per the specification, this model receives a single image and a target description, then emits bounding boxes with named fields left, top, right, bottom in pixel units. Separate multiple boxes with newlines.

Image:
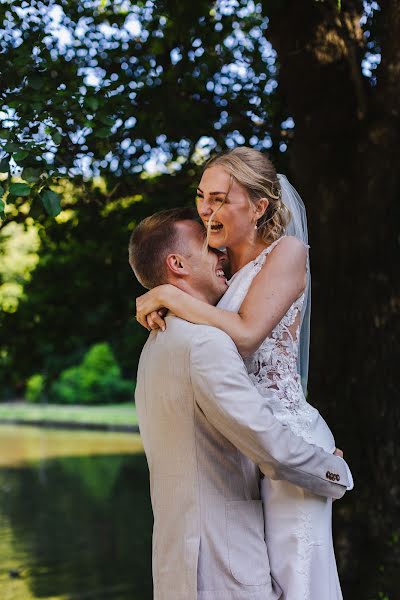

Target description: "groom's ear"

left=165, top=253, right=190, bottom=277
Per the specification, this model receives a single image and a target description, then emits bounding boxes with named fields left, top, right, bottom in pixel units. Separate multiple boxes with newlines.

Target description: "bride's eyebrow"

left=196, top=187, right=228, bottom=196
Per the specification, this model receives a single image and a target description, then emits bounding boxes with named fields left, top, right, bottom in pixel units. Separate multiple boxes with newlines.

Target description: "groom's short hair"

left=129, top=207, right=198, bottom=289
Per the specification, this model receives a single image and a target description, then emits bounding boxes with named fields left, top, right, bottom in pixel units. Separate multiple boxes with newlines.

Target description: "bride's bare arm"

left=136, top=236, right=307, bottom=356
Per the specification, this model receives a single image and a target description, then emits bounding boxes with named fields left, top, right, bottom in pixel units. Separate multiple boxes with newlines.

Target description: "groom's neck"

left=168, top=279, right=214, bottom=306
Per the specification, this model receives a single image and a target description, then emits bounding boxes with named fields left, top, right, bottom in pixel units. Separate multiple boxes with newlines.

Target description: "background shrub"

left=50, top=343, right=133, bottom=405
left=25, top=373, right=45, bottom=403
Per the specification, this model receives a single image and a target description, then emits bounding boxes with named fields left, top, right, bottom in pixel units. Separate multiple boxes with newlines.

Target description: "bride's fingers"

left=150, top=310, right=166, bottom=331
left=333, top=447, right=344, bottom=458
left=146, top=313, right=160, bottom=330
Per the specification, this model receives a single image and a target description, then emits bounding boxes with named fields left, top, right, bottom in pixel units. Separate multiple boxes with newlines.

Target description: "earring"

left=254, top=224, right=258, bottom=230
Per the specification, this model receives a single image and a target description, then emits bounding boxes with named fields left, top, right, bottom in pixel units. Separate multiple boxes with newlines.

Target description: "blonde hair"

left=204, top=147, right=290, bottom=245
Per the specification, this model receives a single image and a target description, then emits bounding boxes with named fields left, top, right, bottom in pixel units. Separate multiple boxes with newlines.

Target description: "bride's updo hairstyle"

left=204, top=147, right=290, bottom=245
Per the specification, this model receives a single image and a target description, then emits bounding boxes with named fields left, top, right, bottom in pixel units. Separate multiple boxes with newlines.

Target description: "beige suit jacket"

left=135, top=316, right=350, bottom=600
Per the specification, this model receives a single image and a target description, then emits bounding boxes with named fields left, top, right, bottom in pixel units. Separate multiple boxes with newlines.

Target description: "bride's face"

left=196, top=165, right=257, bottom=249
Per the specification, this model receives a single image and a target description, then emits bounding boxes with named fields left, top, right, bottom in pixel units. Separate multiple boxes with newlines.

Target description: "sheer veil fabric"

left=277, top=174, right=311, bottom=395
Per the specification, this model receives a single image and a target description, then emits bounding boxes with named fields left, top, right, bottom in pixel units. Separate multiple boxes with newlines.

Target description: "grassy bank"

left=0, top=402, right=138, bottom=428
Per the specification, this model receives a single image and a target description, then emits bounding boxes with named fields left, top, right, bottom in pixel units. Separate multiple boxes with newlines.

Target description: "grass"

left=0, top=401, right=138, bottom=426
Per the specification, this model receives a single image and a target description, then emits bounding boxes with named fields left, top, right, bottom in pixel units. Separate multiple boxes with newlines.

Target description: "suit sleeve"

left=190, top=327, right=352, bottom=500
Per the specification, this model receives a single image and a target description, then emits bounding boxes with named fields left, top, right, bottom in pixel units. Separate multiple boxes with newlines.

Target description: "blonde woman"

left=135, top=147, right=351, bottom=599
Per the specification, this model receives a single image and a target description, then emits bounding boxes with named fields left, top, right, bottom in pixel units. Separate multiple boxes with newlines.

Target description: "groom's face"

left=175, top=220, right=228, bottom=304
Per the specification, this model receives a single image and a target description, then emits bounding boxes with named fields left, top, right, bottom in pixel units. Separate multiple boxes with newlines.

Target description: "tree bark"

left=266, top=1, right=400, bottom=596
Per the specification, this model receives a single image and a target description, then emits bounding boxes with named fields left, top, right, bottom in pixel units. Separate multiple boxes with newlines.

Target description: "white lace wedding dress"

left=217, top=236, right=343, bottom=600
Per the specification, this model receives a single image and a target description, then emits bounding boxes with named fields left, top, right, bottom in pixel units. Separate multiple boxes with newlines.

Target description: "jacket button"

left=326, top=471, right=330, bottom=479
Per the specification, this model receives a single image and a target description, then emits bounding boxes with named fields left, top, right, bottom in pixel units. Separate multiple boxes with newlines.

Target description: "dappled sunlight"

left=0, top=425, right=143, bottom=468
left=0, top=222, right=40, bottom=313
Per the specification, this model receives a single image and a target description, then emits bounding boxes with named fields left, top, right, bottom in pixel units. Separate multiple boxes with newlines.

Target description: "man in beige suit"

left=129, top=207, right=352, bottom=600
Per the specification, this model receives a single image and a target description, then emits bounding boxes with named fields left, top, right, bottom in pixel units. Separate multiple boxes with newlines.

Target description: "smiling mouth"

left=216, top=269, right=225, bottom=278
left=205, top=220, right=224, bottom=232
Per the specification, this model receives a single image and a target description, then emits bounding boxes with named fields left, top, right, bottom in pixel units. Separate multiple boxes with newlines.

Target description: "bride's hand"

left=333, top=447, right=344, bottom=459
left=136, top=284, right=173, bottom=330
left=146, top=309, right=168, bottom=331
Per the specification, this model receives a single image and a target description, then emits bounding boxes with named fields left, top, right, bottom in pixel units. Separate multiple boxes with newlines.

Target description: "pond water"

left=0, top=425, right=398, bottom=600
left=0, top=425, right=153, bottom=600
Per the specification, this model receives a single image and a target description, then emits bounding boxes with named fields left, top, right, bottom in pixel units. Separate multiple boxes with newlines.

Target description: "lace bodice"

left=217, top=237, right=332, bottom=447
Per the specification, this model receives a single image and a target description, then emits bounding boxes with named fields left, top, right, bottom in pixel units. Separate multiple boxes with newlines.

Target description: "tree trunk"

left=266, top=1, right=400, bottom=597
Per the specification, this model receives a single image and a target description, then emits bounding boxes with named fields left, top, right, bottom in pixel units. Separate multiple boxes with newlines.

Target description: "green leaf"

left=0, top=199, right=4, bottom=214
left=94, top=127, right=112, bottom=138
left=52, top=131, right=62, bottom=145
left=5, top=142, right=19, bottom=153
left=0, top=130, right=10, bottom=139
left=41, top=189, right=62, bottom=216
left=0, top=185, right=4, bottom=198
left=8, top=100, right=21, bottom=109
left=0, top=158, right=9, bottom=173
left=13, top=150, right=29, bottom=162
left=29, top=75, right=43, bottom=90
left=99, top=115, right=115, bottom=127
left=9, top=183, right=31, bottom=197
left=22, top=167, right=41, bottom=183
left=85, top=96, right=99, bottom=111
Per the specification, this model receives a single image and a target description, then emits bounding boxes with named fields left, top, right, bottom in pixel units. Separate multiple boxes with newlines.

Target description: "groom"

left=129, top=207, right=352, bottom=600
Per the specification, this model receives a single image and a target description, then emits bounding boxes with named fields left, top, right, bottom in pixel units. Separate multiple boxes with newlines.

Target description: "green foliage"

left=0, top=0, right=286, bottom=221
left=50, top=343, right=133, bottom=405
left=25, top=373, right=45, bottom=403
left=0, top=188, right=150, bottom=395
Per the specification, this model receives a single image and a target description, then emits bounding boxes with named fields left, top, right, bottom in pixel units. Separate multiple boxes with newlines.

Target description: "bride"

left=135, top=146, right=349, bottom=599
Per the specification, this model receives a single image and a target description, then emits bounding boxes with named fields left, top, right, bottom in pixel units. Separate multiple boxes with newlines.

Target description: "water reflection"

left=2, top=426, right=398, bottom=600
left=0, top=426, right=152, bottom=600
left=0, top=424, right=143, bottom=467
